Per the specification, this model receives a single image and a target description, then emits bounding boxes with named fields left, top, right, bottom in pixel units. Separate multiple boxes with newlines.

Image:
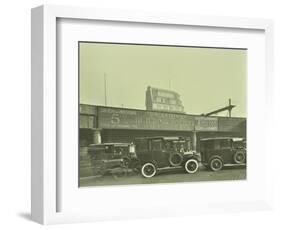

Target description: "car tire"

left=169, top=152, right=183, bottom=167
left=233, top=151, right=246, bottom=164
left=141, top=163, right=157, bottom=178
left=184, top=159, right=199, bottom=174
left=209, top=158, right=223, bottom=171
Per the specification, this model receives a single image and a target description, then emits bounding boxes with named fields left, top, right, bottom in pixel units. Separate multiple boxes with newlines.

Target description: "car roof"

left=200, top=137, right=244, bottom=142
left=135, top=136, right=185, bottom=141
left=88, top=143, right=131, bottom=147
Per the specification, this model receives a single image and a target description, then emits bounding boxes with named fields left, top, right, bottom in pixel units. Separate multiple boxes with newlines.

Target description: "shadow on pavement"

left=18, top=212, right=32, bottom=221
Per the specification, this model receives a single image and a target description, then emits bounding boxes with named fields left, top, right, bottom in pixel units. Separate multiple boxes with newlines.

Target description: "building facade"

left=145, top=86, right=185, bottom=113
left=80, top=104, right=246, bottom=154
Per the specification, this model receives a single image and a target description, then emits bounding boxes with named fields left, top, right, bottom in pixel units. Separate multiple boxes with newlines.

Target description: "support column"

left=92, top=128, right=102, bottom=144
left=192, top=131, right=197, bottom=152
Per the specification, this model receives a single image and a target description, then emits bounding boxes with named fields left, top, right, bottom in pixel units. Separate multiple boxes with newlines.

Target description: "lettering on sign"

left=136, top=111, right=194, bottom=131
left=157, top=91, right=175, bottom=98
left=99, top=108, right=138, bottom=129
left=218, top=117, right=246, bottom=132
left=146, top=87, right=184, bottom=113
left=152, top=103, right=184, bottom=112
left=80, top=105, right=246, bottom=132
left=195, top=117, right=218, bottom=131
left=98, top=107, right=194, bottom=131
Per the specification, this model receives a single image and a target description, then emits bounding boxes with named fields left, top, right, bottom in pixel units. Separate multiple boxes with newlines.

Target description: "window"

left=200, top=141, right=214, bottom=152
left=135, top=139, right=148, bottom=152
left=151, top=139, right=162, bottom=151
left=220, top=139, right=231, bottom=150
left=169, top=99, right=176, bottom=105
left=214, top=140, right=221, bottom=150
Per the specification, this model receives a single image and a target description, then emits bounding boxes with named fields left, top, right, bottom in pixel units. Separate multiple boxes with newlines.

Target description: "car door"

left=219, top=139, right=232, bottom=164
left=151, top=139, right=167, bottom=168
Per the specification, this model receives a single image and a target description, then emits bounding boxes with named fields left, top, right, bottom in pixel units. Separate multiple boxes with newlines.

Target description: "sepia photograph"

left=78, top=42, right=247, bottom=187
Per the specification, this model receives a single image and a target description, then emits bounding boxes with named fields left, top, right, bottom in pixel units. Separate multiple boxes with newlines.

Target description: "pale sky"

left=79, top=42, right=247, bottom=117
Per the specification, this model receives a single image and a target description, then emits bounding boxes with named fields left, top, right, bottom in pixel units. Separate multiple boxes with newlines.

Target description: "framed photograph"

left=31, top=5, right=274, bottom=224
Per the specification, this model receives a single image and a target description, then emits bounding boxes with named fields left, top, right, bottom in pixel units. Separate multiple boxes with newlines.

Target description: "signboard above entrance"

left=98, top=107, right=194, bottom=131
left=195, top=117, right=218, bottom=131
left=80, top=105, right=245, bottom=133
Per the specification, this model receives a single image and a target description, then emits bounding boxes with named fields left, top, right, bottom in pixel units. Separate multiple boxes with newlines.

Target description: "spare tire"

left=233, top=151, right=246, bottom=164
left=169, top=152, right=183, bottom=167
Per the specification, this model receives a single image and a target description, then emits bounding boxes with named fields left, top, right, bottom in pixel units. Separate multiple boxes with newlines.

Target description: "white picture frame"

left=31, top=5, right=274, bottom=225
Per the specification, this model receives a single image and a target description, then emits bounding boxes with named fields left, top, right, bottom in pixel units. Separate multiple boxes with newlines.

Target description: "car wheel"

left=141, top=163, right=157, bottom=178
left=169, top=152, right=183, bottom=167
left=233, top=151, right=246, bottom=164
left=209, top=158, right=223, bottom=171
left=184, top=159, right=199, bottom=174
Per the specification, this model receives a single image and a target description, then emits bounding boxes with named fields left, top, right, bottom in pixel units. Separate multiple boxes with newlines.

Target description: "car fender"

left=142, top=159, right=158, bottom=168
left=182, top=155, right=198, bottom=167
left=183, top=153, right=200, bottom=161
left=208, top=155, right=224, bottom=165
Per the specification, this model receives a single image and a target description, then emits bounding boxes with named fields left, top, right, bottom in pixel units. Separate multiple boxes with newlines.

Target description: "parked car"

left=134, top=136, right=200, bottom=178
left=87, top=143, right=139, bottom=175
left=200, top=137, right=246, bottom=171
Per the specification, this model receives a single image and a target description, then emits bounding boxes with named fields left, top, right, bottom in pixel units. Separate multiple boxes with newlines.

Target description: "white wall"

left=0, top=0, right=280, bottom=229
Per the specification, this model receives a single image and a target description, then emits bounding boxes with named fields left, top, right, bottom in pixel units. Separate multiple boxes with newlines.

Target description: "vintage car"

left=200, top=137, right=246, bottom=171
left=134, top=136, right=200, bottom=178
left=87, top=143, right=139, bottom=175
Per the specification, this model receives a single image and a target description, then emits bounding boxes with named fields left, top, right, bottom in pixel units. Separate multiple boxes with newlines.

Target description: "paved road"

left=79, top=166, right=246, bottom=187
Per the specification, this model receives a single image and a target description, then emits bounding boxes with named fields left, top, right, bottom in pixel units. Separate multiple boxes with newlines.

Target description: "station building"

left=79, top=104, right=246, bottom=155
